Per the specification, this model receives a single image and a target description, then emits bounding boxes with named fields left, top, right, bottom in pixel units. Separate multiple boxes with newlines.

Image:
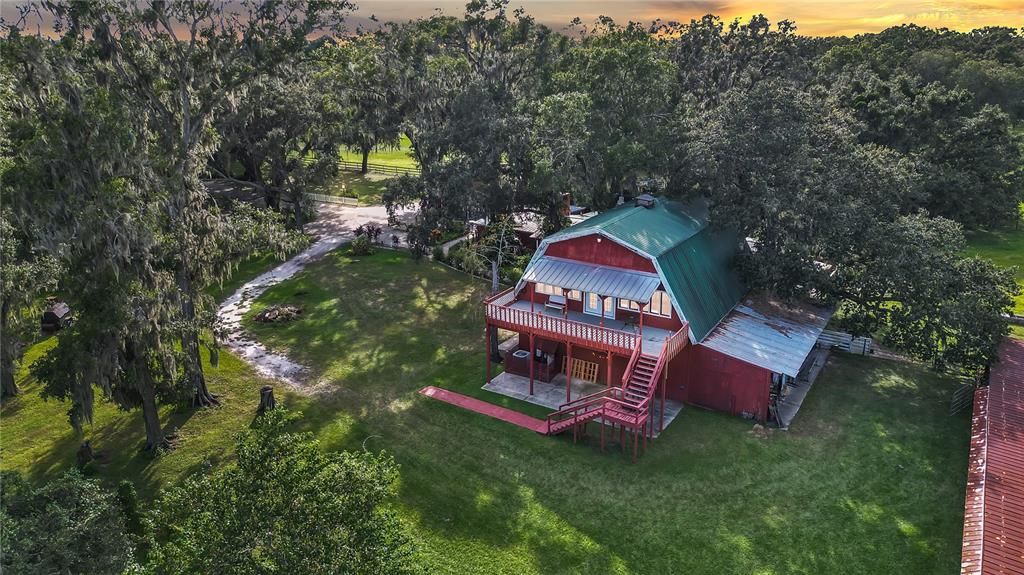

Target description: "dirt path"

left=216, top=203, right=413, bottom=388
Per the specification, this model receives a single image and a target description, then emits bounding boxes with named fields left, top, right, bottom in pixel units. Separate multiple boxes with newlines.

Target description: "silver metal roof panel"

left=700, top=298, right=832, bottom=377
left=521, top=256, right=662, bottom=303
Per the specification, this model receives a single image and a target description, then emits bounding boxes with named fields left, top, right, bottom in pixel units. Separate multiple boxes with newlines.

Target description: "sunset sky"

left=1, top=1, right=1021, bottom=37
left=348, top=0, right=1024, bottom=36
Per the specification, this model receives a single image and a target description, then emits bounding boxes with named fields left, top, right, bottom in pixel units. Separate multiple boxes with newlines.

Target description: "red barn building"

left=483, top=196, right=830, bottom=453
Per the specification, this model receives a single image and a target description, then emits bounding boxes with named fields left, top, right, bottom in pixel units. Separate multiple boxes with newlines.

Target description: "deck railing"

left=485, top=289, right=639, bottom=354
left=664, top=324, right=690, bottom=362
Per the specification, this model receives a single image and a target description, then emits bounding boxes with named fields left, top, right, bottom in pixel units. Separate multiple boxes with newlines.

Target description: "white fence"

left=817, top=329, right=873, bottom=355
left=304, top=192, right=358, bottom=206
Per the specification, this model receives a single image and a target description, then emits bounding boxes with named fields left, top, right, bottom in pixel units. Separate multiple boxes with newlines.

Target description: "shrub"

left=146, top=410, right=418, bottom=575
left=432, top=245, right=446, bottom=263
left=1, top=470, right=138, bottom=575
left=364, top=223, right=383, bottom=243
left=350, top=235, right=374, bottom=256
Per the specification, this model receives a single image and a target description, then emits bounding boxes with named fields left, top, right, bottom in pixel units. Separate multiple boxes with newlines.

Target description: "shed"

left=41, top=300, right=72, bottom=331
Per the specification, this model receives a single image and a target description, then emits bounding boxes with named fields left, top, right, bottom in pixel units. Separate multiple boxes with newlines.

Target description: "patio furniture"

left=545, top=294, right=566, bottom=313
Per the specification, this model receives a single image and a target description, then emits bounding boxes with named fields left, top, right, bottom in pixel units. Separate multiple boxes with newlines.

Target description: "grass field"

left=339, top=134, right=417, bottom=169
left=965, top=220, right=1024, bottom=337
left=315, top=170, right=392, bottom=205
left=1, top=250, right=970, bottom=574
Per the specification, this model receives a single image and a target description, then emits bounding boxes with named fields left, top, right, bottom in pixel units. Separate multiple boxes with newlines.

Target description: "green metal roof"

left=540, top=199, right=744, bottom=341
left=547, top=199, right=705, bottom=257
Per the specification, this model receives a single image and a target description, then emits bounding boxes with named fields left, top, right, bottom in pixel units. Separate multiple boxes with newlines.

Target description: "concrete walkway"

left=775, top=347, right=830, bottom=429
left=216, top=202, right=413, bottom=389
left=440, top=233, right=469, bottom=256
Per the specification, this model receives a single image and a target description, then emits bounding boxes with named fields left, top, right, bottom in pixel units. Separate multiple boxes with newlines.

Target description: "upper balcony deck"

left=484, top=288, right=687, bottom=356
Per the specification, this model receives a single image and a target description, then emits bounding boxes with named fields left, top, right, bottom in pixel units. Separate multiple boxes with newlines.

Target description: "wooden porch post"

left=660, top=354, right=668, bottom=434
left=638, top=303, right=645, bottom=337
left=606, top=351, right=613, bottom=387
left=530, top=283, right=535, bottom=314
left=565, top=342, right=573, bottom=403
left=528, top=333, right=535, bottom=396
left=599, top=296, right=606, bottom=328
left=485, top=325, right=492, bottom=384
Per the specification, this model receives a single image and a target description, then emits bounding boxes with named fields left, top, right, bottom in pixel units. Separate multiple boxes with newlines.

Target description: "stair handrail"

left=545, top=396, right=609, bottom=432
left=557, top=386, right=620, bottom=409
left=620, top=343, right=643, bottom=389
left=643, top=338, right=672, bottom=409
left=623, top=337, right=671, bottom=418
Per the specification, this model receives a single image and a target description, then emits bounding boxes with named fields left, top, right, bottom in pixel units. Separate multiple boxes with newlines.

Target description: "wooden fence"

left=337, top=160, right=420, bottom=177
left=817, top=329, right=873, bottom=355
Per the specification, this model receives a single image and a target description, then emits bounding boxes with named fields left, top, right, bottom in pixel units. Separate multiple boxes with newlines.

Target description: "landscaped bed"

left=2, top=249, right=970, bottom=574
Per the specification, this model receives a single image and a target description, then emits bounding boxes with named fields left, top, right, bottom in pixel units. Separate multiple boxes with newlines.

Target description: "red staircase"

left=544, top=341, right=670, bottom=460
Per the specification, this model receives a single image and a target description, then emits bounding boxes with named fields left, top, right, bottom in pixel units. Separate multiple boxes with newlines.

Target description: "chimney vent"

left=635, top=193, right=656, bottom=209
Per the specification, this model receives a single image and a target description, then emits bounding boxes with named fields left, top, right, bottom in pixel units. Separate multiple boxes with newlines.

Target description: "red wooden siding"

left=516, top=331, right=630, bottom=386
left=544, top=234, right=657, bottom=273
left=664, top=345, right=771, bottom=421
left=961, top=338, right=1024, bottom=575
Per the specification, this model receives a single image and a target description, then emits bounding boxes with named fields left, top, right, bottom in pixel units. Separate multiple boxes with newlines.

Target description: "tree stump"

left=76, top=441, right=94, bottom=467
left=257, top=385, right=276, bottom=415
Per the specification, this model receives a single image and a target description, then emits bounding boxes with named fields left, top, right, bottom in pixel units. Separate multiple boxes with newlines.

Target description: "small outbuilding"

left=41, top=299, right=72, bottom=332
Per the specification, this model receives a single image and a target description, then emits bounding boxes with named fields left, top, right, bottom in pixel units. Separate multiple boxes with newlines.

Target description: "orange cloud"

left=348, top=0, right=1024, bottom=35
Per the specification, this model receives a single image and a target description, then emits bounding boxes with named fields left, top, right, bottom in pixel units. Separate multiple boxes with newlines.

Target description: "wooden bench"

left=545, top=294, right=566, bottom=313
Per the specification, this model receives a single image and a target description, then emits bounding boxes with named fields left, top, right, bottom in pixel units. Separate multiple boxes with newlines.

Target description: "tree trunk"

left=361, top=145, right=371, bottom=174
left=176, top=266, right=219, bottom=408
left=76, top=441, right=94, bottom=467
left=257, top=385, right=276, bottom=415
left=1, top=301, right=17, bottom=399
left=139, top=378, right=167, bottom=451
left=1, top=361, right=18, bottom=399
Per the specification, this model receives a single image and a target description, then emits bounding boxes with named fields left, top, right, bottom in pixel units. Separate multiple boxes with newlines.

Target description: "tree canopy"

left=145, top=409, right=419, bottom=575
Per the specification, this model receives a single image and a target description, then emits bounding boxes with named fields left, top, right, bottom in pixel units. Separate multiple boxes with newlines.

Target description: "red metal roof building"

left=962, top=338, right=1024, bottom=575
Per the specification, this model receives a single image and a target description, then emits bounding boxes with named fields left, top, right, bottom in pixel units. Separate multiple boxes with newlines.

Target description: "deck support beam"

left=565, top=342, right=573, bottom=403
left=485, top=324, right=492, bottom=384
left=528, top=333, right=535, bottom=396
left=606, top=351, right=613, bottom=388
left=660, top=361, right=667, bottom=434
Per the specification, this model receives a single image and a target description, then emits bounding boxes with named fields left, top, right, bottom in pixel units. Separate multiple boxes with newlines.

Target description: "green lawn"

left=965, top=220, right=1024, bottom=337
left=339, top=134, right=418, bottom=169
left=315, top=170, right=393, bottom=205
left=2, top=249, right=970, bottom=574
left=205, top=252, right=293, bottom=302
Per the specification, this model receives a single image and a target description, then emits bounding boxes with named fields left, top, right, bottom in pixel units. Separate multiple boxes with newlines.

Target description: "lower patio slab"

left=483, top=371, right=685, bottom=438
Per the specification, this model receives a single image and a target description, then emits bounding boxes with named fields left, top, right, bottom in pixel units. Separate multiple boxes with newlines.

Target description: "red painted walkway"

left=419, top=386, right=548, bottom=434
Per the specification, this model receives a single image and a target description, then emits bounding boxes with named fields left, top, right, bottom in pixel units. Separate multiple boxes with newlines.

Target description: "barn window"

left=618, top=299, right=640, bottom=311
left=566, top=289, right=582, bottom=300
left=535, top=283, right=562, bottom=296
left=648, top=290, right=672, bottom=317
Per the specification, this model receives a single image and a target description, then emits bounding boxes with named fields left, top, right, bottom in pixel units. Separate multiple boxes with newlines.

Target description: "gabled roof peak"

left=544, top=198, right=707, bottom=257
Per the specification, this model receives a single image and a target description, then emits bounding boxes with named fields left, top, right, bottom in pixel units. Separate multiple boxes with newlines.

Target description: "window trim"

left=647, top=290, right=672, bottom=318
left=534, top=282, right=563, bottom=296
